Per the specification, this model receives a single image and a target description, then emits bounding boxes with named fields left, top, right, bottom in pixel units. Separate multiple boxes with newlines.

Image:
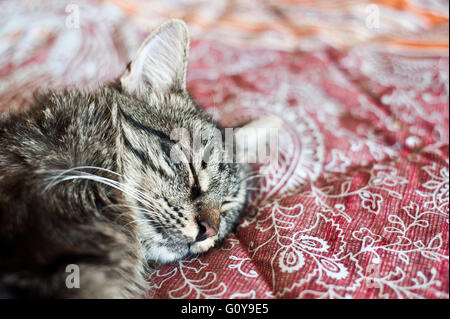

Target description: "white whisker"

left=45, top=172, right=154, bottom=209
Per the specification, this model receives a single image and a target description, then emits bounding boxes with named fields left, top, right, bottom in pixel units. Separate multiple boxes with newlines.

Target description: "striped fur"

left=0, top=20, right=248, bottom=298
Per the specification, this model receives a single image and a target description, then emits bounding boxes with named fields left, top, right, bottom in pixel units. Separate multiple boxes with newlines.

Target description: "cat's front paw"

left=189, top=236, right=217, bottom=254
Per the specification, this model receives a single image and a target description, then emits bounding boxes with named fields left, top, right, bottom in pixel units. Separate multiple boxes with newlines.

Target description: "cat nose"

left=195, top=218, right=217, bottom=242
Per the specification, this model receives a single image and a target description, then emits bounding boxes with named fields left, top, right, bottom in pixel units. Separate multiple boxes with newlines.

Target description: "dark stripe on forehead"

left=189, top=162, right=201, bottom=199
left=123, top=135, right=150, bottom=167
left=120, top=109, right=171, bottom=141
left=160, top=141, right=173, bottom=159
left=122, top=134, right=171, bottom=179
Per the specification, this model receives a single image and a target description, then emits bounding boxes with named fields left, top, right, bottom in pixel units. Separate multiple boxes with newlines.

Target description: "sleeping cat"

left=0, top=20, right=271, bottom=298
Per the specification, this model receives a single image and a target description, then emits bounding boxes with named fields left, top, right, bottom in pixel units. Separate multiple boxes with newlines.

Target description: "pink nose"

left=195, top=220, right=217, bottom=242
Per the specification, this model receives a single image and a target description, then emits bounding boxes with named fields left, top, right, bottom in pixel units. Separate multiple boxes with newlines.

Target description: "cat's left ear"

left=120, top=19, right=189, bottom=96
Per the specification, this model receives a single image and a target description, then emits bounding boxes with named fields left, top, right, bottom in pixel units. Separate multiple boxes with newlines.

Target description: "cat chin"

left=145, top=237, right=218, bottom=264
left=145, top=243, right=190, bottom=264
left=189, top=236, right=217, bottom=254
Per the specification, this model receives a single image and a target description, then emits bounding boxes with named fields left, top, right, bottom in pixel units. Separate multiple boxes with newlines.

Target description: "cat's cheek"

left=189, top=236, right=217, bottom=254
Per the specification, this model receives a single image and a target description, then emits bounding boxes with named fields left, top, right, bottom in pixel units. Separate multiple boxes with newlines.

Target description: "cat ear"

left=120, top=19, right=190, bottom=95
left=234, top=115, right=283, bottom=164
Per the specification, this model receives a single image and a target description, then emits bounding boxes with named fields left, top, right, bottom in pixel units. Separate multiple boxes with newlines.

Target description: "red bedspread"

left=0, top=0, right=448, bottom=299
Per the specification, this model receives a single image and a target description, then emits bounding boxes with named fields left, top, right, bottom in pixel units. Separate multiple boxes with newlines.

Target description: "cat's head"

left=115, top=20, right=277, bottom=264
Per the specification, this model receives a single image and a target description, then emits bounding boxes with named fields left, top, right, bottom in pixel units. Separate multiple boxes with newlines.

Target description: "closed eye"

left=220, top=200, right=235, bottom=212
left=191, top=183, right=201, bottom=199
left=189, top=163, right=201, bottom=199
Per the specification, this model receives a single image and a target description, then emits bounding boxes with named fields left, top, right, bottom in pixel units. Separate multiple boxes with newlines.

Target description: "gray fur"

left=0, top=20, right=248, bottom=298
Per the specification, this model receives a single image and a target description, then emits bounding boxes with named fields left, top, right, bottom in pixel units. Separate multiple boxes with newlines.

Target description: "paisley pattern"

left=0, top=0, right=448, bottom=299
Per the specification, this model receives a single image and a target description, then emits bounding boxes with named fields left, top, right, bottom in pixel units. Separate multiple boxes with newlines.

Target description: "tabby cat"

left=0, top=20, right=273, bottom=298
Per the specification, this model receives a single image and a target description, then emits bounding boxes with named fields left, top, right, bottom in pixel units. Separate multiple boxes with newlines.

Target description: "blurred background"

left=0, top=0, right=448, bottom=299
left=102, top=0, right=450, bottom=53
left=0, top=0, right=448, bottom=112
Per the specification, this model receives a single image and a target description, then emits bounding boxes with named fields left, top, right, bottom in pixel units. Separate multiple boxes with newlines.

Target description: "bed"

left=0, top=0, right=448, bottom=299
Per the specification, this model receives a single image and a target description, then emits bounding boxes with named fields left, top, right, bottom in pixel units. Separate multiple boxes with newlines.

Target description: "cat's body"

left=0, top=20, right=251, bottom=298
